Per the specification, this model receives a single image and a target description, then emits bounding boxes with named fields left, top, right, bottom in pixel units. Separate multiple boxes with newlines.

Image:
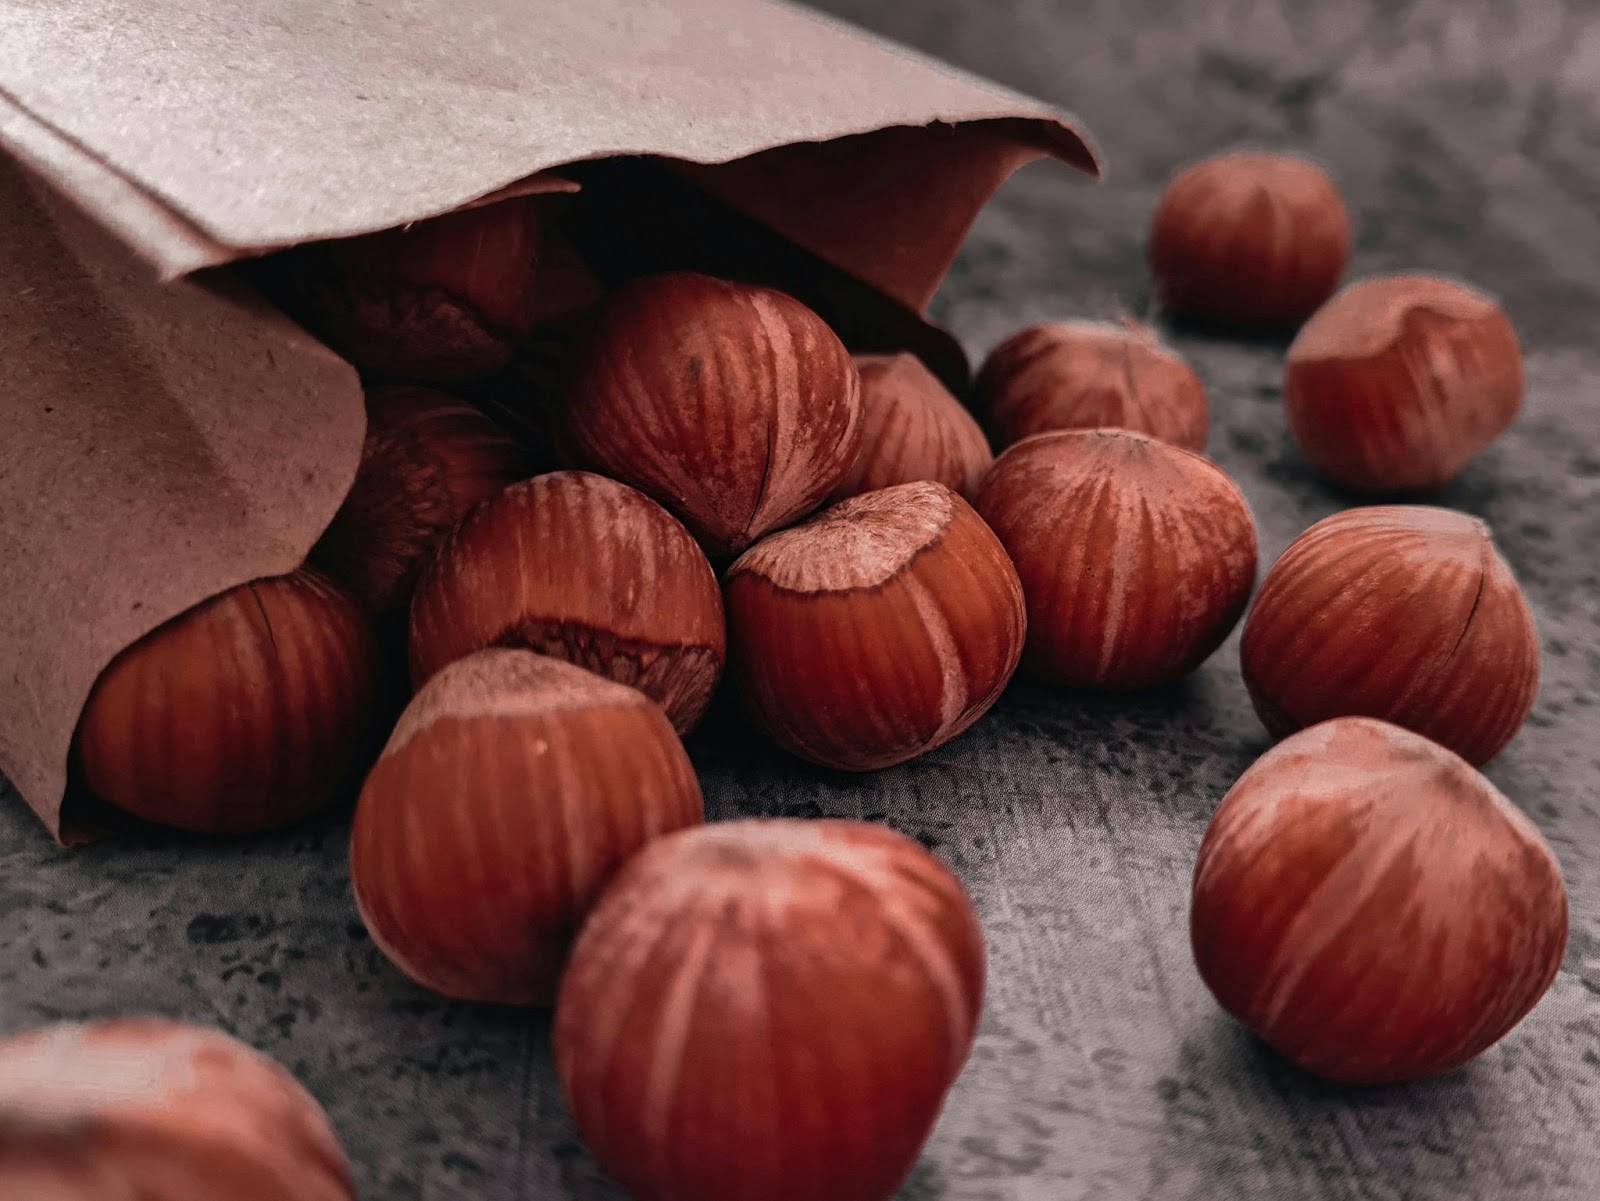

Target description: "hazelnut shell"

left=351, top=649, right=703, bottom=1005
left=1239, top=504, right=1539, bottom=765
left=975, top=429, right=1257, bottom=689
left=561, top=272, right=863, bottom=557
left=1191, top=717, right=1567, bottom=1084
left=408, top=470, right=727, bottom=734
left=724, top=480, right=1025, bottom=770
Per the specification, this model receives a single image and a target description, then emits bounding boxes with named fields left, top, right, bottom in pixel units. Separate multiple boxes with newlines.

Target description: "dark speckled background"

left=3, top=0, right=1599, bottom=1198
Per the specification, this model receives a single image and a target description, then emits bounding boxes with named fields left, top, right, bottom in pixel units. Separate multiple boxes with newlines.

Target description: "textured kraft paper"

left=0, top=0, right=1098, bottom=842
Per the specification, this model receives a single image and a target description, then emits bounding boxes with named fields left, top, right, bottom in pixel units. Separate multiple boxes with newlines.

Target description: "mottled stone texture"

left=3, top=0, right=1599, bottom=1198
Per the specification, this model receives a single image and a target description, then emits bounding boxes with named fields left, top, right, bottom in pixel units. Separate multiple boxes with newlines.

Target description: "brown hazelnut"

left=351, top=649, right=703, bottom=1005
left=975, top=319, right=1208, bottom=451
left=1284, top=274, right=1524, bottom=491
left=0, top=1019, right=354, bottom=1200
left=1192, top=717, right=1566, bottom=1084
left=554, top=818, right=985, bottom=1201
left=976, top=429, right=1258, bottom=689
left=265, top=195, right=543, bottom=385
left=408, top=471, right=726, bottom=733
left=309, top=385, right=530, bottom=618
left=1239, top=505, right=1539, bottom=765
left=724, top=480, right=1024, bottom=770
left=73, top=570, right=379, bottom=834
left=561, top=272, right=863, bottom=557
left=1150, top=151, right=1351, bottom=328
left=830, top=352, right=992, bottom=501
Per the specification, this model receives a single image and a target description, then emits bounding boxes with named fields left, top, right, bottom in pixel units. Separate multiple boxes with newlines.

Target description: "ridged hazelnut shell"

left=1150, top=151, right=1350, bottom=328
left=73, top=570, right=379, bottom=834
left=554, top=818, right=985, bottom=1201
left=0, top=1018, right=354, bottom=1200
left=351, top=650, right=703, bottom=1005
left=975, top=320, right=1208, bottom=452
left=830, top=353, right=993, bottom=502
left=975, top=429, right=1257, bottom=689
left=561, top=272, right=863, bottom=557
left=408, top=471, right=726, bottom=733
left=1284, top=274, right=1524, bottom=491
left=310, top=386, right=530, bottom=617
left=724, top=480, right=1025, bottom=771
left=268, top=195, right=543, bottom=385
left=1191, top=717, right=1567, bottom=1084
left=1239, top=505, right=1539, bottom=765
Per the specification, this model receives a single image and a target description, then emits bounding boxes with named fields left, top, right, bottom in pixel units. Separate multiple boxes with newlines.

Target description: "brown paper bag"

left=0, top=0, right=1098, bottom=841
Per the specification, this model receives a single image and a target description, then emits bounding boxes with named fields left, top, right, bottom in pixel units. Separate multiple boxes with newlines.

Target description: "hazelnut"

left=1284, top=274, right=1524, bottom=491
left=351, top=650, right=703, bottom=1005
left=1191, top=717, right=1567, bottom=1084
left=309, top=385, right=530, bottom=619
left=0, top=1018, right=354, bottom=1200
left=554, top=818, right=985, bottom=1201
left=1240, top=505, right=1539, bottom=765
left=830, top=352, right=992, bottom=502
left=975, top=430, right=1257, bottom=689
left=561, top=272, right=863, bottom=557
left=73, top=570, right=379, bottom=834
left=264, top=195, right=543, bottom=385
left=1149, top=151, right=1351, bottom=328
left=408, top=471, right=726, bottom=734
left=975, top=319, right=1208, bottom=451
left=724, top=480, right=1024, bottom=770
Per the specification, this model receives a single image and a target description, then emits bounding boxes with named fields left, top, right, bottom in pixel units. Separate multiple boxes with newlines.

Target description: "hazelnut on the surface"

left=976, top=319, right=1208, bottom=452
left=1149, top=151, right=1350, bottom=329
left=976, top=429, right=1257, bottom=689
left=1240, top=504, right=1539, bottom=765
left=0, top=1018, right=355, bottom=1201
left=351, top=649, right=703, bottom=1006
left=1192, top=717, right=1567, bottom=1084
left=554, top=818, right=985, bottom=1201
left=1284, top=274, right=1524, bottom=491
left=724, top=480, right=1025, bottom=771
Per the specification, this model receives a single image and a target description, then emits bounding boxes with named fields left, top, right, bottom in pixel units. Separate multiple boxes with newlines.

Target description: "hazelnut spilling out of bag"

left=25, top=91, right=1572, bottom=1198
left=73, top=569, right=381, bottom=835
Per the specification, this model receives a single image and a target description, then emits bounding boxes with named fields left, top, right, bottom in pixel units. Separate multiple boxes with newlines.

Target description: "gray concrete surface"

left=4, top=0, right=1600, bottom=1198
